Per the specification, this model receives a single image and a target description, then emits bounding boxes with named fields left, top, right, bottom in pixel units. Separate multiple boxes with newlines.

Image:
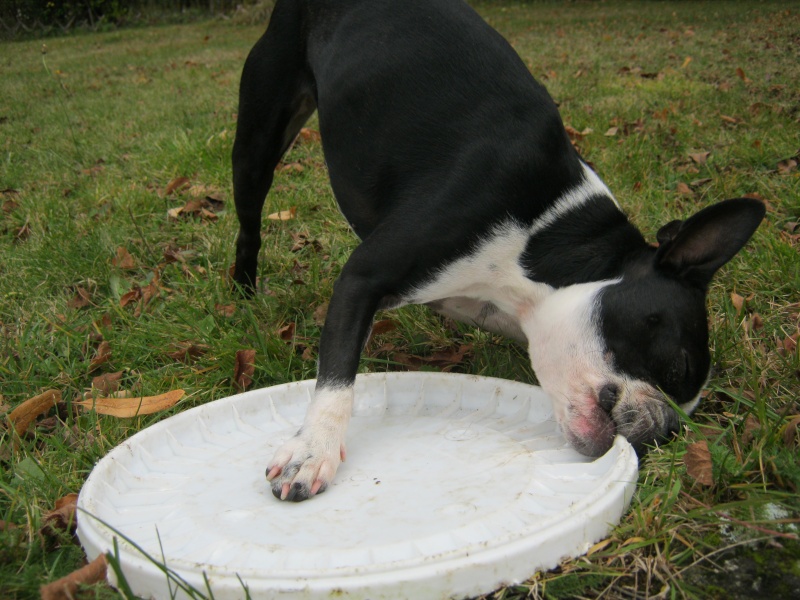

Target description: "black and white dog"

left=231, top=0, right=764, bottom=502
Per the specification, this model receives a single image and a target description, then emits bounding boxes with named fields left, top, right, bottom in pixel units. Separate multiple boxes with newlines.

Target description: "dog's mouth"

left=561, top=386, right=681, bottom=457
left=561, top=393, right=617, bottom=457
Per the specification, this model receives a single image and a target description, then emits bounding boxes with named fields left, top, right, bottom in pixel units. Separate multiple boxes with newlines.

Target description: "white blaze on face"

left=520, top=281, right=618, bottom=445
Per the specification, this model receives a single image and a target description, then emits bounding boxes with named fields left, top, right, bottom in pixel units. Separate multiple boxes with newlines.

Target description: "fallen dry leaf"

left=267, top=207, right=297, bottom=221
left=68, top=287, right=92, bottom=310
left=313, top=303, right=329, bottom=326
left=167, top=341, right=208, bottom=363
left=41, top=493, right=79, bottom=536
left=779, top=333, right=798, bottom=356
left=164, top=176, right=191, bottom=196
left=6, top=389, right=61, bottom=437
left=119, top=286, right=141, bottom=308
left=215, top=303, right=236, bottom=317
left=278, top=322, right=296, bottom=342
left=89, top=341, right=112, bottom=371
left=777, top=155, right=798, bottom=175
left=234, top=349, right=256, bottom=391
left=604, top=126, right=619, bottom=137
left=741, top=414, right=761, bottom=445
left=111, top=246, right=136, bottom=270
left=689, top=151, right=710, bottom=165
left=371, top=319, right=397, bottom=337
left=783, top=416, right=800, bottom=448
left=290, top=232, right=322, bottom=253
left=392, top=344, right=473, bottom=372
left=40, top=554, right=107, bottom=600
left=91, top=371, right=123, bottom=396
left=76, top=389, right=184, bottom=417
left=735, top=66, right=750, bottom=82
left=684, top=440, right=714, bottom=486
left=676, top=182, right=693, bottom=196
left=299, top=128, right=321, bottom=143
left=731, top=292, right=745, bottom=314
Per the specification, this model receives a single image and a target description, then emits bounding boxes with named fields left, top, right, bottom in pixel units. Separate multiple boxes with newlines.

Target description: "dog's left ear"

left=655, top=198, right=765, bottom=287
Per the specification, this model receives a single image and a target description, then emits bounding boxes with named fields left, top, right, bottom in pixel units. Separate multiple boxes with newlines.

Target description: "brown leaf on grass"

left=167, top=341, right=208, bottom=363
left=267, top=207, right=297, bottom=221
left=81, top=160, right=105, bottom=177
left=749, top=313, right=764, bottom=331
left=604, top=126, right=619, bottom=137
left=164, top=176, right=191, bottom=196
left=676, top=182, right=693, bottom=196
left=783, top=416, right=800, bottom=448
left=777, top=154, right=798, bottom=175
left=778, top=332, right=798, bottom=356
left=278, top=322, right=296, bottom=342
left=68, top=287, right=92, bottom=309
left=371, top=319, right=398, bottom=337
left=290, top=232, right=322, bottom=253
left=564, top=125, right=593, bottom=140
left=299, top=127, right=321, bottom=143
left=278, top=162, right=305, bottom=174
left=392, top=344, right=473, bottom=372
left=684, top=440, right=714, bottom=486
left=741, top=414, right=761, bottom=445
left=40, top=554, right=107, bottom=600
left=313, top=302, right=329, bottom=326
left=689, top=151, right=710, bottom=165
left=731, top=292, right=745, bottom=314
left=6, top=389, right=61, bottom=437
left=89, top=341, right=112, bottom=371
left=41, top=493, right=79, bottom=536
left=234, top=349, right=256, bottom=391
left=215, top=303, right=236, bottom=317
left=735, top=67, right=750, bottom=82
left=76, top=389, right=184, bottom=417
left=91, top=371, right=123, bottom=396
left=689, top=177, right=713, bottom=188
left=119, top=286, right=141, bottom=308
left=168, top=197, right=223, bottom=222
left=111, top=246, right=136, bottom=270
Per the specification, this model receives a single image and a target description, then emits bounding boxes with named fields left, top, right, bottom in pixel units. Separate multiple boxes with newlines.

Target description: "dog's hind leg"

left=231, top=1, right=316, bottom=293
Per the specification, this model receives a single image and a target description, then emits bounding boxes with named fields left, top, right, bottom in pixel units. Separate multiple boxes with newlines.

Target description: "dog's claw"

left=267, top=434, right=343, bottom=502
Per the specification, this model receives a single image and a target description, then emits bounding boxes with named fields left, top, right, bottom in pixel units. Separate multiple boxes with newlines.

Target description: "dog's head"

left=525, top=198, right=765, bottom=456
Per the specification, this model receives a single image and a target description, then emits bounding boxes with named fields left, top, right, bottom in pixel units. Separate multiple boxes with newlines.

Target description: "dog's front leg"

left=266, top=257, right=385, bottom=501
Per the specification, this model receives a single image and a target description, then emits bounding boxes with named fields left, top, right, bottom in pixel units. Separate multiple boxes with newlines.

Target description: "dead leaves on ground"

left=40, top=554, right=107, bottom=600
left=234, top=349, right=256, bottom=391
left=76, top=389, right=185, bottom=418
left=41, top=493, right=79, bottom=537
left=6, top=389, right=61, bottom=437
left=684, top=440, right=714, bottom=486
left=163, top=176, right=226, bottom=222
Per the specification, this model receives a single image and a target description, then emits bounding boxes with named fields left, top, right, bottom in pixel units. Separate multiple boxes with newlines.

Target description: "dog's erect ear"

left=655, top=198, right=765, bottom=287
left=656, top=219, right=684, bottom=246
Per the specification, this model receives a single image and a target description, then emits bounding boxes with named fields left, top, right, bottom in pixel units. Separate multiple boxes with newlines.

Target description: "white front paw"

left=266, top=432, right=346, bottom=501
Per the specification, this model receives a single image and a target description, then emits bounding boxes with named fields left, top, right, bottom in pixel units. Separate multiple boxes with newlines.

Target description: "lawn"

left=1, top=1, right=799, bottom=598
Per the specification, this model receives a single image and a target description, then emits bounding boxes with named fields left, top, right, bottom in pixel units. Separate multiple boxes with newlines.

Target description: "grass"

left=1, top=1, right=799, bottom=598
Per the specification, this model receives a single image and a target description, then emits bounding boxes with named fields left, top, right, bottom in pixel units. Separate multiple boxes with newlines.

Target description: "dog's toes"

left=266, top=436, right=341, bottom=502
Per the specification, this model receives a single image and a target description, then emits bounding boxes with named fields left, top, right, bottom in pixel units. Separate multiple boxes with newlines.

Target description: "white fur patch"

left=409, top=220, right=552, bottom=319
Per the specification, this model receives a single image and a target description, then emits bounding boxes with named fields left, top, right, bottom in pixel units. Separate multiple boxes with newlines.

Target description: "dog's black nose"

left=598, top=384, right=619, bottom=413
